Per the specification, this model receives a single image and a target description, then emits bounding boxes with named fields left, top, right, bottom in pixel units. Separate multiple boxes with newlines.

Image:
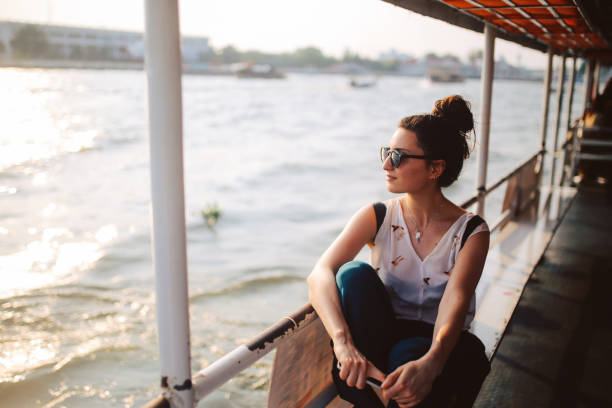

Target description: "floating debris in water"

left=201, top=203, right=222, bottom=227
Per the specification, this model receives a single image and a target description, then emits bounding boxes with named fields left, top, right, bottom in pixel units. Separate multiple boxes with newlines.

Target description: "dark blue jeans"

left=331, top=261, right=490, bottom=408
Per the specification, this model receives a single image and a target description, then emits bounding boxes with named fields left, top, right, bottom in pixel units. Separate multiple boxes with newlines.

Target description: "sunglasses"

left=380, top=147, right=431, bottom=168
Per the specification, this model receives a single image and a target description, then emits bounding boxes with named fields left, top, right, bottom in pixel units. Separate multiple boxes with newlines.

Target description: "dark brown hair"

left=398, top=95, right=475, bottom=187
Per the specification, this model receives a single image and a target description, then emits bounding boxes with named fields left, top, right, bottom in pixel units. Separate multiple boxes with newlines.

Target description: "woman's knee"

left=336, top=261, right=378, bottom=291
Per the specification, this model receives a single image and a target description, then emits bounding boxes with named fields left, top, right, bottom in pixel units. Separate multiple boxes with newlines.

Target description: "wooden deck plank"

left=475, top=184, right=612, bottom=407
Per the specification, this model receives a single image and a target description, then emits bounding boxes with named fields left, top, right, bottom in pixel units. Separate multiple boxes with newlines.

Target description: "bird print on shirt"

left=392, top=224, right=405, bottom=240
left=391, top=256, right=404, bottom=266
left=451, top=235, right=461, bottom=250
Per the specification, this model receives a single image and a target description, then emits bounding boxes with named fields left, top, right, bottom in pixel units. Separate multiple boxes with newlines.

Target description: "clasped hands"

left=335, top=343, right=438, bottom=408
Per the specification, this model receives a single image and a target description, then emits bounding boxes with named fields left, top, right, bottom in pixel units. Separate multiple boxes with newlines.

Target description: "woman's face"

left=382, top=127, right=435, bottom=194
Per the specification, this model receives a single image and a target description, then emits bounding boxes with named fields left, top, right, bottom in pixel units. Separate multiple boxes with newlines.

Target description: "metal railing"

left=562, top=125, right=612, bottom=186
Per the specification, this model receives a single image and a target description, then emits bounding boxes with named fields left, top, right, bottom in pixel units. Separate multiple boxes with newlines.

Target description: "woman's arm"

left=382, top=230, right=489, bottom=407
left=306, top=204, right=386, bottom=389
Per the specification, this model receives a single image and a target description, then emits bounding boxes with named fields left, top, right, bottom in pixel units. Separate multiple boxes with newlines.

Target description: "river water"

left=0, top=68, right=583, bottom=407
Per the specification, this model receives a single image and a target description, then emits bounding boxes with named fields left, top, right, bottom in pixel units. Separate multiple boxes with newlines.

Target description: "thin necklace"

left=404, top=199, right=444, bottom=243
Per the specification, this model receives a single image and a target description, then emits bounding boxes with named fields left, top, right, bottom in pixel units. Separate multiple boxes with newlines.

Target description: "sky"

left=0, top=0, right=549, bottom=68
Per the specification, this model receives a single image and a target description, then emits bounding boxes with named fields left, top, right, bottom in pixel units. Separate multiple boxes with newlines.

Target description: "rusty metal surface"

left=268, top=317, right=334, bottom=408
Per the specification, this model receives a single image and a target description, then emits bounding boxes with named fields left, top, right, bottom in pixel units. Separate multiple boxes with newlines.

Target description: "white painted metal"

left=593, top=60, right=601, bottom=99
left=193, top=344, right=274, bottom=402
left=550, top=54, right=566, bottom=186
left=476, top=24, right=495, bottom=217
left=559, top=57, right=577, bottom=187
left=193, top=346, right=259, bottom=402
left=566, top=57, right=577, bottom=131
left=583, top=59, right=593, bottom=114
left=144, top=1, right=194, bottom=407
left=539, top=47, right=553, bottom=151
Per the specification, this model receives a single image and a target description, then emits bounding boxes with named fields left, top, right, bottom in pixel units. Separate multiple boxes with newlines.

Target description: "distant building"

left=378, top=49, right=415, bottom=62
left=0, top=21, right=212, bottom=62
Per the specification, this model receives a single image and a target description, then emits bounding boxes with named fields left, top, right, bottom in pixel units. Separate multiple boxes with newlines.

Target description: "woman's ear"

left=431, top=159, right=446, bottom=180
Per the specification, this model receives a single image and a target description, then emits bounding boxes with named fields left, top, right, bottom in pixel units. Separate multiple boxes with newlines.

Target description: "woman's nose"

left=382, top=155, right=392, bottom=171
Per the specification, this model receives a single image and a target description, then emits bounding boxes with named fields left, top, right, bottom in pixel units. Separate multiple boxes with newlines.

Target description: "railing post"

left=583, top=59, right=593, bottom=115
left=559, top=56, right=577, bottom=187
left=539, top=47, right=553, bottom=152
left=566, top=56, right=577, bottom=131
left=592, top=59, right=601, bottom=100
left=549, top=53, right=566, bottom=186
left=144, top=1, right=194, bottom=407
left=476, top=24, right=495, bottom=218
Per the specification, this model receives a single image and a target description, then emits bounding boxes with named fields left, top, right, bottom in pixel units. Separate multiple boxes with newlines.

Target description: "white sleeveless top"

left=370, top=198, right=489, bottom=329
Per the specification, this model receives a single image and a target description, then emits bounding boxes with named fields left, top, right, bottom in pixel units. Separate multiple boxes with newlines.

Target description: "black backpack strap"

left=373, top=202, right=387, bottom=238
left=460, top=215, right=485, bottom=250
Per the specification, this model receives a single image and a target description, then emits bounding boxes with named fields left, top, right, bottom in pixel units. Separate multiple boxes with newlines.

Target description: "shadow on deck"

left=475, top=184, right=612, bottom=407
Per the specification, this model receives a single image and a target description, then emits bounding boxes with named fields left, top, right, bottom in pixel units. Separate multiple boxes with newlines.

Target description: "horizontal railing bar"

left=191, top=304, right=317, bottom=403
left=575, top=125, right=612, bottom=133
left=484, top=150, right=544, bottom=196
left=459, top=149, right=544, bottom=210
left=575, top=153, right=612, bottom=161
left=460, top=195, right=478, bottom=210
left=578, top=139, right=612, bottom=147
left=490, top=209, right=512, bottom=234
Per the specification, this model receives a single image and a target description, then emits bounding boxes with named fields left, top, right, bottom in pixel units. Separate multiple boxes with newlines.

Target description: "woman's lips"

left=386, top=174, right=396, bottom=182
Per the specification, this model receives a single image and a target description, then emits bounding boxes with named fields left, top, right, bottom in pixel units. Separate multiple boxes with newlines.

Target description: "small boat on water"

left=349, top=77, right=377, bottom=88
left=234, top=63, right=285, bottom=79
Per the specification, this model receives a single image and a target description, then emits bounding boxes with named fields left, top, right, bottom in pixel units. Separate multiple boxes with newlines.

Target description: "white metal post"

left=539, top=47, right=553, bottom=152
left=592, top=60, right=601, bottom=99
left=583, top=59, right=593, bottom=114
left=559, top=56, right=577, bottom=187
left=476, top=24, right=495, bottom=217
left=144, top=1, right=194, bottom=407
left=549, top=54, right=566, bottom=186
left=566, top=57, right=577, bottom=131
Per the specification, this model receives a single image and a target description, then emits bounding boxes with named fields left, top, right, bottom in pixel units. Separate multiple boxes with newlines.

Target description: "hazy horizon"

left=0, top=0, right=551, bottom=68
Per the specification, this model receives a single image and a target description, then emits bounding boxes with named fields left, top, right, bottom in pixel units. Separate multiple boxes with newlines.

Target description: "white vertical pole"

left=559, top=56, right=577, bottom=187
left=539, top=47, right=553, bottom=152
left=476, top=24, right=495, bottom=217
left=592, top=60, right=601, bottom=99
left=144, top=1, right=194, bottom=408
left=549, top=54, right=566, bottom=186
left=583, top=59, right=593, bottom=115
left=566, top=56, right=577, bottom=131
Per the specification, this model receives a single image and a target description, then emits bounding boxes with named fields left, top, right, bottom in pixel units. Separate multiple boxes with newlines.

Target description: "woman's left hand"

left=381, top=357, right=439, bottom=407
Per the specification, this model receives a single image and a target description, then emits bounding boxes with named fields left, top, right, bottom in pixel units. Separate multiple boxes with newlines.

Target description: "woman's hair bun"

left=432, top=95, right=474, bottom=133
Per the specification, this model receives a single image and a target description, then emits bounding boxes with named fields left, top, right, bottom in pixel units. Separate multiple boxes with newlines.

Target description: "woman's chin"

left=386, top=184, right=403, bottom=194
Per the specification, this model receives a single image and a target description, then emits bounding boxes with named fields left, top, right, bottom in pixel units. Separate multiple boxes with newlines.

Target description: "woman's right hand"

left=334, top=340, right=386, bottom=390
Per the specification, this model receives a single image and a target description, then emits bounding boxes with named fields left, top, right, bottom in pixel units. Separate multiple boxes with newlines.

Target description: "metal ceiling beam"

left=463, top=5, right=577, bottom=10
left=462, top=0, right=534, bottom=36
left=573, top=0, right=612, bottom=49
left=538, top=0, right=573, bottom=33
left=382, top=0, right=549, bottom=53
left=502, top=0, right=550, bottom=35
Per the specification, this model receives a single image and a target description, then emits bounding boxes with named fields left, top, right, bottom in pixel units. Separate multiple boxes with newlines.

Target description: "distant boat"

left=235, top=63, right=285, bottom=79
left=427, top=66, right=464, bottom=83
left=349, top=77, right=377, bottom=88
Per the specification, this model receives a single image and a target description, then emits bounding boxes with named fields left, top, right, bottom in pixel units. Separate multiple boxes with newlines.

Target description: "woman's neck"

left=403, top=189, right=446, bottom=224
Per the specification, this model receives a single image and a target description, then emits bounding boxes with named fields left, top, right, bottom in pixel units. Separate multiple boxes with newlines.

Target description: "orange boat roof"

left=384, top=1, right=612, bottom=58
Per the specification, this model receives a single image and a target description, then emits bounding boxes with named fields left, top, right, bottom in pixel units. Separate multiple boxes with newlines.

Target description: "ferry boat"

left=234, top=62, right=286, bottom=79
left=141, top=1, right=612, bottom=407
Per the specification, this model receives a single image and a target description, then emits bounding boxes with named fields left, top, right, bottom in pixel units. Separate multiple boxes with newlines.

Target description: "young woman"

left=307, top=95, right=490, bottom=408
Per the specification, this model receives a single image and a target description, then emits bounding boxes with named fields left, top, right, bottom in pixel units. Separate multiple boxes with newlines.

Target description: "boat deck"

left=475, top=184, right=612, bottom=407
